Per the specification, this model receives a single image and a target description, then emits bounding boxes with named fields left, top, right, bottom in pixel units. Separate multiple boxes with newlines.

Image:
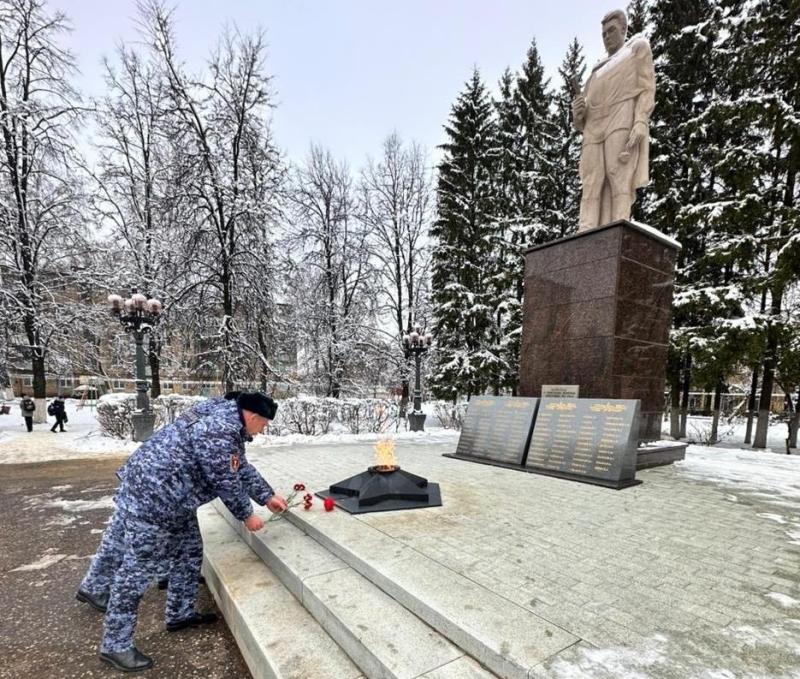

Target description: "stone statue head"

left=601, top=9, right=628, bottom=56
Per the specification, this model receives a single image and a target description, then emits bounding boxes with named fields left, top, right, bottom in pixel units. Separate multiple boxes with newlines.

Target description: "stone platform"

left=520, top=220, right=679, bottom=442
left=199, top=439, right=800, bottom=679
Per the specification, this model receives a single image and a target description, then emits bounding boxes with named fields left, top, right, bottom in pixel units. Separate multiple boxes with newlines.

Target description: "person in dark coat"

left=77, top=392, right=285, bottom=673
left=20, top=393, right=35, bottom=432
left=49, top=397, right=67, bottom=432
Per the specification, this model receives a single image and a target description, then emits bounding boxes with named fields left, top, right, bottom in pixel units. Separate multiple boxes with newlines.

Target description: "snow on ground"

left=765, top=592, right=800, bottom=608
left=680, top=414, right=791, bottom=453
left=0, top=398, right=137, bottom=463
left=9, top=548, right=92, bottom=572
left=675, top=445, right=800, bottom=502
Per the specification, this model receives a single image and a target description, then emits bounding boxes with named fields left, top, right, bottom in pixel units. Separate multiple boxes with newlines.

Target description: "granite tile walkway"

left=249, top=438, right=800, bottom=679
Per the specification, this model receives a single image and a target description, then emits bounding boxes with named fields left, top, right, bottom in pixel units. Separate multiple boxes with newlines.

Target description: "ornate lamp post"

left=108, top=291, right=163, bottom=442
left=403, top=323, right=432, bottom=432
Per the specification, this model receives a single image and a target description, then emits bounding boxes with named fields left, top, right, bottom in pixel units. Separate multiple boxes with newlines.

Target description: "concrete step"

left=213, top=498, right=579, bottom=679
left=277, top=502, right=580, bottom=679
left=198, top=504, right=364, bottom=679
left=207, top=501, right=497, bottom=679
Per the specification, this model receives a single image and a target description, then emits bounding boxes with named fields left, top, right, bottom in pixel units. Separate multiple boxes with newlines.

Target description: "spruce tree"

left=734, top=0, right=800, bottom=447
left=645, top=0, right=726, bottom=436
left=551, top=38, right=585, bottom=237
left=514, top=39, right=560, bottom=245
left=490, top=69, right=525, bottom=393
left=430, top=69, right=502, bottom=400
left=627, top=0, right=649, bottom=37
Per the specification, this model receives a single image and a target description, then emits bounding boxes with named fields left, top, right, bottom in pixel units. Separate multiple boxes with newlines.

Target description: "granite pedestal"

left=519, top=220, right=679, bottom=443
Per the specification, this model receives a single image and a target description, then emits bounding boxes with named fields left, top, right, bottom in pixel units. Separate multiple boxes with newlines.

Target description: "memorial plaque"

left=450, top=396, right=539, bottom=466
left=525, top=398, right=641, bottom=488
left=541, top=384, right=580, bottom=399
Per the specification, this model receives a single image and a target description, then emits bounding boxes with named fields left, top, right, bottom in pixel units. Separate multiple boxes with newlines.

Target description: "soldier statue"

left=572, top=9, right=656, bottom=231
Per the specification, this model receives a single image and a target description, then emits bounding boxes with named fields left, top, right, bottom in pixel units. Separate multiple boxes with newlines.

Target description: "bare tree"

left=360, top=133, right=433, bottom=412
left=288, top=145, right=375, bottom=397
left=142, top=2, right=283, bottom=391
left=90, top=42, right=195, bottom=397
left=0, top=0, right=87, bottom=409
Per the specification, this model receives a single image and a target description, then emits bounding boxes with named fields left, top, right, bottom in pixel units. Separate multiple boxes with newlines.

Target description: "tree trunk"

left=709, top=381, right=723, bottom=445
left=670, top=370, right=681, bottom=438
left=786, top=386, right=799, bottom=452
left=399, top=373, right=410, bottom=418
left=754, top=320, right=780, bottom=449
left=31, top=352, right=47, bottom=423
left=744, top=365, right=759, bottom=444
left=679, top=352, right=691, bottom=438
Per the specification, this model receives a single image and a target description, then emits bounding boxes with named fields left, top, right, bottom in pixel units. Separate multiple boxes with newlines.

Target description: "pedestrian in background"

left=48, top=396, right=67, bottom=432
left=20, top=393, right=35, bottom=432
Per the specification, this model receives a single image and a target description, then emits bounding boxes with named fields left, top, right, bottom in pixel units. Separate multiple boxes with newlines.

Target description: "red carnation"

left=303, top=500, right=313, bottom=510
left=293, top=483, right=306, bottom=491
left=303, top=493, right=313, bottom=502
left=323, top=497, right=335, bottom=512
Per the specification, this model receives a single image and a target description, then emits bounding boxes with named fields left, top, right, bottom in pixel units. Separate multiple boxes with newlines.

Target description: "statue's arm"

left=572, top=80, right=587, bottom=133
left=633, top=39, right=656, bottom=129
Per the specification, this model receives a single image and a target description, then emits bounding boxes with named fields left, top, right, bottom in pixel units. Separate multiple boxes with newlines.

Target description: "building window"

left=23, top=377, right=33, bottom=386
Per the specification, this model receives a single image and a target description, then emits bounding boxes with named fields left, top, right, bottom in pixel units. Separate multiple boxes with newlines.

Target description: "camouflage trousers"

left=82, top=509, right=204, bottom=653
left=80, top=509, right=172, bottom=594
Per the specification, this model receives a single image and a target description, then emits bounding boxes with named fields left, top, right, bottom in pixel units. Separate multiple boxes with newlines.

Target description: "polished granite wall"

left=519, top=220, right=679, bottom=441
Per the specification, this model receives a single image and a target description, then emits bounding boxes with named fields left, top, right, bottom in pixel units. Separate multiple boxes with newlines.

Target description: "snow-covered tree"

left=91, top=42, right=196, bottom=397
left=288, top=145, right=375, bottom=397
left=430, top=69, right=502, bottom=400
left=552, top=38, right=585, bottom=237
left=144, top=3, right=283, bottom=390
left=645, top=0, right=731, bottom=437
left=514, top=39, right=560, bottom=245
left=360, top=133, right=434, bottom=412
left=0, top=0, right=89, bottom=403
left=733, top=0, right=800, bottom=448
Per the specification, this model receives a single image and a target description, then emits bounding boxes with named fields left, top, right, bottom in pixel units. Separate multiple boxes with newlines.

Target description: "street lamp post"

left=108, top=291, right=163, bottom=442
left=403, top=324, right=432, bottom=432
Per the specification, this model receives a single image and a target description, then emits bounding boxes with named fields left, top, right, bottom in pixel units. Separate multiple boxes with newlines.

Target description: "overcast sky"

left=55, top=0, right=609, bottom=168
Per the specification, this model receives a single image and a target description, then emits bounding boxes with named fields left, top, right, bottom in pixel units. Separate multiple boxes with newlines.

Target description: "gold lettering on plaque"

left=589, top=403, right=627, bottom=413
left=546, top=402, right=577, bottom=411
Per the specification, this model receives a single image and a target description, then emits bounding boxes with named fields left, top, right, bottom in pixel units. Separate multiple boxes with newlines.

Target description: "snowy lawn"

left=0, top=398, right=137, bottom=463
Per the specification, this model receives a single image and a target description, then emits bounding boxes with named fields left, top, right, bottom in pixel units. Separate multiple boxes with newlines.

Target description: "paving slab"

left=245, top=438, right=800, bottom=678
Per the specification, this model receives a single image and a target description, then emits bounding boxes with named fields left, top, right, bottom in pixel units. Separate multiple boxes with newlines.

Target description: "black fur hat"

left=236, top=392, right=278, bottom=419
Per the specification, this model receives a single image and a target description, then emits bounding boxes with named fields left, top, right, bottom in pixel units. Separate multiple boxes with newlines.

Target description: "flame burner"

left=318, top=466, right=442, bottom=514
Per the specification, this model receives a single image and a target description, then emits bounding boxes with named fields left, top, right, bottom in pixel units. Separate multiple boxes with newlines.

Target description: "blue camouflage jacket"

left=187, top=396, right=273, bottom=504
left=116, top=398, right=273, bottom=529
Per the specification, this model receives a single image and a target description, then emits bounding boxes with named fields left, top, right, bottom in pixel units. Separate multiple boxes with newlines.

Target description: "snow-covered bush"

left=272, top=397, right=339, bottom=435
left=338, top=399, right=398, bottom=434
left=270, top=397, right=401, bottom=435
left=156, top=394, right=205, bottom=424
left=97, top=393, right=205, bottom=439
left=433, top=401, right=468, bottom=430
left=96, top=393, right=137, bottom=439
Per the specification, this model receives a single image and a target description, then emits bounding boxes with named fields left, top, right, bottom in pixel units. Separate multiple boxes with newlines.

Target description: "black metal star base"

left=317, top=466, right=442, bottom=514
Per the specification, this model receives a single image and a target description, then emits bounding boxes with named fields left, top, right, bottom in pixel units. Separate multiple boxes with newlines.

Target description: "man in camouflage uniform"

left=77, top=392, right=285, bottom=673
left=78, top=393, right=260, bottom=601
